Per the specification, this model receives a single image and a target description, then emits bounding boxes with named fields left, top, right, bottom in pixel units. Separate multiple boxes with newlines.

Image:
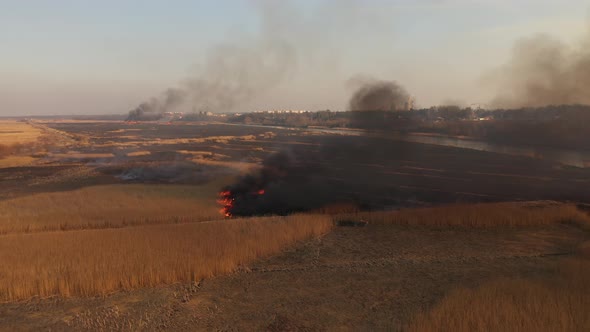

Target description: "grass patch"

left=407, top=255, right=590, bottom=331
left=0, top=214, right=333, bottom=302
left=0, top=184, right=224, bottom=234
left=0, top=121, right=44, bottom=167
left=0, top=121, right=43, bottom=145
left=0, top=155, right=36, bottom=168
left=335, top=201, right=590, bottom=228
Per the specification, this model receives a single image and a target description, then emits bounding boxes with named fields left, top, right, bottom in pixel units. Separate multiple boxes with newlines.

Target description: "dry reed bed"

left=336, top=201, right=590, bottom=228
left=407, top=233, right=590, bottom=331
left=0, top=214, right=333, bottom=302
left=0, top=142, right=26, bottom=157
left=407, top=256, right=590, bottom=331
left=0, top=185, right=221, bottom=234
left=0, top=121, right=43, bottom=161
left=0, top=121, right=43, bottom=145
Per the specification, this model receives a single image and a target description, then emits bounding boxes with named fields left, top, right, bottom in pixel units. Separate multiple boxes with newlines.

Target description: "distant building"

left=162, top=112, right=184, bottom=121
left=253, top=109, right=308, bottom=114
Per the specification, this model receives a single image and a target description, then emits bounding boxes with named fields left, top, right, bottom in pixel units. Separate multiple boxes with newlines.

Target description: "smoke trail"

left=490, top=32, right=590, bottom=108
left=128, top=4, right=296, bottom=121
left=125, top=1, right=402, bottom=121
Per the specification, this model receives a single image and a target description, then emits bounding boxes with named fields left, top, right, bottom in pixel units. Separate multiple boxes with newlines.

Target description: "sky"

left=0, top=0, right=588, bottom=116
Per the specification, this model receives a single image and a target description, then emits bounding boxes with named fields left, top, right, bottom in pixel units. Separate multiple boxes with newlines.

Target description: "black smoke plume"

left=348, top=76, right=411, bottom=111
left=220, top=151, right=313, bottom=216
left=346, top=76, right=414, bottom=130
left=126, top=99, right=164, bottom=122
left=218, top=134, right=429, bottom=217
left=490, top=32, right=590, bottom=108
left=219, top=149, right=362, bottom=217
left=126, top=1, right=403, bottom=121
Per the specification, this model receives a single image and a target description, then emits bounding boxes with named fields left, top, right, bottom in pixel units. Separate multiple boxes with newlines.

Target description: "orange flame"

left=217, top=190, right=234, bottom=217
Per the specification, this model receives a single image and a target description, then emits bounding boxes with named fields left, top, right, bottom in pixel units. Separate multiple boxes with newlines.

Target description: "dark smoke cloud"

left=127, top=1, right=401, bottom=121
left=490, top=32, right=590, bottom=108
left=348, top=76, right=411, bottom=111
left=221, top=147, right=365, bottom=216
left=219, top=135, right=424, bottom=217
left=221, top=151, right=322, bottom=216
left=127, top=98, right=164, bottom=121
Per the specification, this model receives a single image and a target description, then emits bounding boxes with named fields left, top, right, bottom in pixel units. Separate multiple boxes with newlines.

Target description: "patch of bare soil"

left=0, top=223, right=586, bottom=331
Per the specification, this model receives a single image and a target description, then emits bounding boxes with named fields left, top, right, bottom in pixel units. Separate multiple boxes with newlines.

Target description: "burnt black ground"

left=13, top=121, right=590, bottom=209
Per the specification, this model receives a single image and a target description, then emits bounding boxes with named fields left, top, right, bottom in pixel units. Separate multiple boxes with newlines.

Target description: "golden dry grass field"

left=336, top=201, right=590, bottom=228
left=408, top=254, right=590, bottom=331
left=0, top=121, right=43, bottom=167
left=0, top=182, right=225, bottom=234
left=0, top=214, right=332, bottom=302
left=0, top=199, right=584, bottom=302
left=0, top=198, right=587, bottom=330
left=1, top=120, right=589, bottom=330
left=0, top=121, right=43, bottom=145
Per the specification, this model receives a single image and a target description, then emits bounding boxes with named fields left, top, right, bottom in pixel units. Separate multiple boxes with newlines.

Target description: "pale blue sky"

left=0, top=0, right=588, bottom=115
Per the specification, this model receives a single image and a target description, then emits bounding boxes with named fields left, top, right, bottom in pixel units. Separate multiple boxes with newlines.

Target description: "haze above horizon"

left=0, top=0, right=587, bottom=116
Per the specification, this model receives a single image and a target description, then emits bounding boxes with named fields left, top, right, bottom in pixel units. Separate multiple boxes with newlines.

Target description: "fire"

left=217, top=188, right=266, bottom=218
left=217, top=190, right=234, bottom=217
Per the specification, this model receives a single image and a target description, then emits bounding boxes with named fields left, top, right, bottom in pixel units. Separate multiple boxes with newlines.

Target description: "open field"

left=408, top=256, right=590, bottom=331
left=187, top=225, right=589, bottom=331
left=15, top=121, right=589, bottom=207
left=0, top=121, right=43, bottom=145
left=0, top=212, right=587, bottom=330
left=1, top=120, right=589, bottom=330
left=336, top=201, right=590, bottom=228
left=0, top=121, right=44, bottom=167
left=6, top=2, right=590, bottom=330
left=0, top=182, right=226, bottom=234
left=0, top=214, right=332, bottom=302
